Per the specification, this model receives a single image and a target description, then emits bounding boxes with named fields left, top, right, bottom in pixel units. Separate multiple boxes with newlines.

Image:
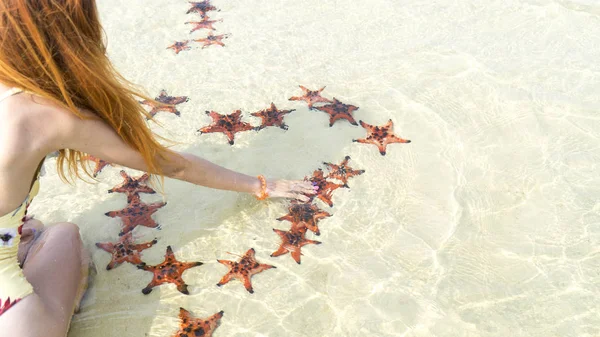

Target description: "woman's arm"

left=50, top=106, right=314, bottom=201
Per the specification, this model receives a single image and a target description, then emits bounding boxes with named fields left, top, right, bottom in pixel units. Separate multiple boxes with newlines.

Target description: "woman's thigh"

left=0, top=222, right=89, bottom=337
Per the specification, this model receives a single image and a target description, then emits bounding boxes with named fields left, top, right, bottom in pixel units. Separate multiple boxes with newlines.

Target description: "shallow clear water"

left=29, top=0, right=600, bottom=336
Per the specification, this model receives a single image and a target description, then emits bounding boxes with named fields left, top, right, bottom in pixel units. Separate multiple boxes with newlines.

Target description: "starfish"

left=193, top=32, right=229, bottom=48
left=172, top=308, right=223, bottom=337
left=216, top=248, right=276, bottom=294
left=186, top=0, right=219, bottom=17
left=186, top=17, right=222, bottom=33
left=138, top=246, right=203, bottom=295
left=198, top=110, right=254, bottom=145
left=139, top=90, right=189, bottom=119
left=105, top=194, right=166, bottom=236
left=108, top=170, right=156, bottom=202
left=277, top=202, right=331, bottom=235
left=323, top=155, right=365, bottom=188
left=314, top=98, right=359, bottom=127
left=83, top=155, right=112, bottom=177
left=251, top=103, right=295, bottom=131
left=353, top=119, right=411, bottom=156
left=304, top=169, right=343, bottom=207
left=288, top=85, right=332, bottom=110
left=95, top=232, right=157, bottom=270
left=167, top=40, right=191, bottom=54
left=271, top=228, right=321, bottom=264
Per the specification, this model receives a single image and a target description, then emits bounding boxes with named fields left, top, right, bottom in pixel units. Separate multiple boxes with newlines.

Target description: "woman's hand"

left=262, top=179, right=318, bottom=202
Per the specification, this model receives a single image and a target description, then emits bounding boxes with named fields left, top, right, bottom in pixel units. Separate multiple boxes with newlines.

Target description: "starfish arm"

left=244, top=248, right=256, bottom=258
left=317, top=194, right=334, bottom=207
left=300, top=239, right=322, bottom=247
left=353, top=138, right=369, bottom=144
left=133, top=239, right=158, bottom=251
left=276, top=214, right=294, bottom=222
left=142, top=281, right=157, bottom=294
left=124, top=254, right=143, bottom=266
left=180, top=261, right=203, bottom=272
left=207, top=310, right=225, bottom=323
left=242, top=275, right=254, bottom=293
left=106, top=260, right=119, bottom=270
left=273, top=228, right=287, bottom=238
left=253, top=264, right=276, bottom=274
left=290, top=248, right=302, bottom=264
left=176, top=281, right=190, bottom=295
left=224, top=131, right=236, bottom=145
left=95, top=242, right=114, bottom=253
left=179, top=307, right=192, bottom=321
left=270, top=246, right=289, bottom=257
left=387, top=135, right=411, bottom=144
left=290, top=222, right=309, bottom=233
left=217, top=259, right=235, bottom=267
left=288, top=95, right=303, bottom=102
left=216, top=272, right=234, bottom=286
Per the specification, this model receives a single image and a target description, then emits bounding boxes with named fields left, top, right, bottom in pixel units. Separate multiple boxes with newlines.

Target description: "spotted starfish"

left=353, top=120, right=411, bottom=156
left=288, top=85, right=332, bottom=110
left=304, top=169, right=343, bottom=207
left=323, top=156, right=365, bottom=188
left=198, top=110, right=254, bottom=145
left=108, top=170, right=156, bottom=202
left=167, top=40, right=191, bottom=54
left=216, top=248, right=275, bottom=294
left=186, top=17, right=222, bottom=33
left=251, top=103, right=295, bottom=131
left=172, top=308, right=223, bottom=337
left=138, top=246, right=203, bottom=295
left=314, top=98, right=359, bottom=127
left=277, top=202, right=331, bottom=235
left=193, top=32, right=229, bottom=48
left=105, top=194, right=166, bottom=236
left=95, top=232, right=157, bottom=270
left=139, top=90, right=189, bottom=119
left=186, top=0, right=219, bottom=17
left=271, top=228, right=321, bottom=264
left=83, top=155, right=112, bottom=177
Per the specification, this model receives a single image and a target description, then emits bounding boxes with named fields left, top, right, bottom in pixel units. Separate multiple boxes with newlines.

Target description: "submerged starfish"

left=108, top=170, right=156, bottom=202
left=193, top=32, right=229, bottom=48
left=288, top=85, right=332, bottom=110
left=172, top=308, right=223, bottom=337
left=198, top=110, right=254, bottom=145
left=271, top=228, right=321, bottom=264
left=167, top=41, right=191, bottom=54
left=251, top=103, right=295, bottom=131
left=83, top=155, right=112, bottom=177
left=216, top=248, right=276, bottom=294
left=105, top=194, right=166, bottom=236
left=323, top=156, right=365, bottom=188
left=314, top=98, right=359, bottom=127
left=186, top=17, right=222, bottom=32
left=95, top=232, right=157, bottom=270
left=353, top=120, right=411, bottom=156
left=138, top=246, right=203, bottom=295
left=139, top=90, right=189, bottom=119
left=186, top=0, right=219, bottom=17
left=277, top=202, right=331, bottom=235
left=304, top=169, right=343, bottom=207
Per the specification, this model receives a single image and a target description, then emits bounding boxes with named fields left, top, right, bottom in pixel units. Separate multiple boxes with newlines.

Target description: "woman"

left=0, top=1, right=315, bottom=336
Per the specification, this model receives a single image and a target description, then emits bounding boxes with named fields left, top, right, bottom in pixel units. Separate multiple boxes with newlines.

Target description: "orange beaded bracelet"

left=255, top=175, right=269, bottom=200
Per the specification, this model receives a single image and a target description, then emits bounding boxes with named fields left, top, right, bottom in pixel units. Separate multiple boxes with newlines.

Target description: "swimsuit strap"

left=0, top=88, right=24, bottom=103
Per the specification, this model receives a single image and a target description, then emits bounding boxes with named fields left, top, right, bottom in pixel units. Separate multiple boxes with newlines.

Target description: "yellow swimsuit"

left=0, top=88, right=40, bottom=315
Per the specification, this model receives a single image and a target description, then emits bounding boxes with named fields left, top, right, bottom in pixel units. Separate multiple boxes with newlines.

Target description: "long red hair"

left=0, top=0, right=172, bottom=181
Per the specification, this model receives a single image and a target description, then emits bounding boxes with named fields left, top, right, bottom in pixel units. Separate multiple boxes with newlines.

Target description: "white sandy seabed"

left=28, top=0, right=600, bottom=336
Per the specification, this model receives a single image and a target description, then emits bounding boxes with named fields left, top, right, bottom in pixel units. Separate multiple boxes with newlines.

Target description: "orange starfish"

left=193, top=32, right=229, bottom=48
left=108, top=170, right=156, bottom=202
left=171, top=308, right=223, bottom=337
left=304, top=169, right=344, bottom=207
left=353, top=120, right=411, bottom=156
left=83, top=155, right=112, bottom=177
left=186, top=17, right=222, bottom=33
left=198, top=110, right=254, bottom=145
left=288, top=85, right=332, bottom=110
left=138, top=246, right=203, bottom=295
left=105, top=194, right=166, bottom=236
left=314, top=98, right=359, bottom=127
left=271, top=228, right=321, bottom=264
left=277, top=202, right=331, bottom=235
left=95, top=232, right=157, bottom=270
left=216, top=248, right=275, bottom=294
left=251, top=103, right=295, bottom=130
left=167, top=40, right=191, bottom=54
left=139, top=90, right=189, bottom=119
left=323, top=155, right=365, bottom=188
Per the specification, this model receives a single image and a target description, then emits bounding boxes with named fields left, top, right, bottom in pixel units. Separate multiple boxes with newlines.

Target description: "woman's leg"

left=0, top=222, right=90, bottom=337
